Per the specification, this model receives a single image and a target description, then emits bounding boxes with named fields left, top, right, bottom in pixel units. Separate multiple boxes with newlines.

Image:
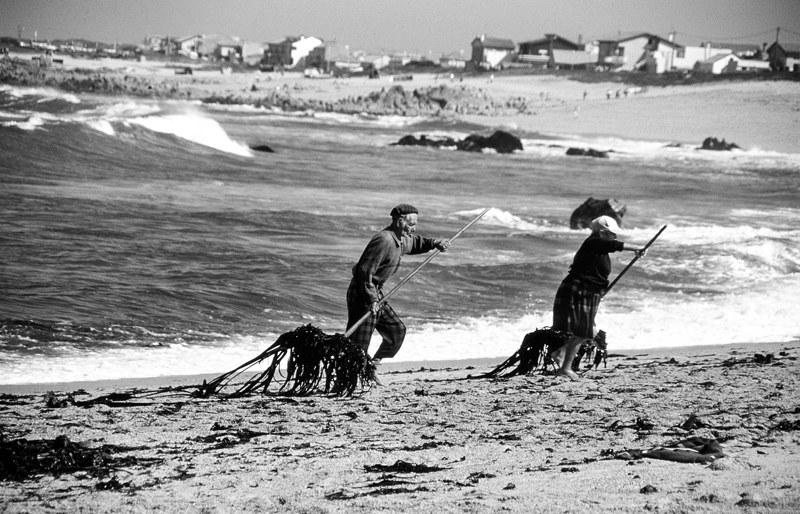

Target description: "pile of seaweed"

left=0, top=434, right=152, bottom=481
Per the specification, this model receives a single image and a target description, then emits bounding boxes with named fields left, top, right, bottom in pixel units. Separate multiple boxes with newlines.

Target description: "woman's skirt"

left=552, top=278, right=602, bottom=338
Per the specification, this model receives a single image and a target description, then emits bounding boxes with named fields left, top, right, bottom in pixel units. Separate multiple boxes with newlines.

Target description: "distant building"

left=767, top=41, right=800, bottom=71
left=551, top=49, right=597, bottom=70
left=670, top=43, right=730, bottom=71
left=307, top=40, right=351, bottom=70
left=694, top=53, right=741, bottom=74
left=470, top=34, right=515, bottom=70
left=439, top=52, right=467, bottom=69
left=263, top=35, right=322, bottom=69
left=597, top=33, right=681, bottom=73
left=517, top=34, right=581, bottom=68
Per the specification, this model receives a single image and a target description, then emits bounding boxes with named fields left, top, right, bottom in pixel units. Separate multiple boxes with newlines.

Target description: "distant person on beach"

left=551, top=216, right=645, bottom=379
left=347, top=204, right=450, bottom=364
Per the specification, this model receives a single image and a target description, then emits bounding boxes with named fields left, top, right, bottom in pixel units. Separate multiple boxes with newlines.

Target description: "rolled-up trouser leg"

left=372, top=302, right=406, bottom=360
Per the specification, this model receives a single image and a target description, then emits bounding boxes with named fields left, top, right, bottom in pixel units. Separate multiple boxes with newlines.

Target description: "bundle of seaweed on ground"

left=476, top=327, right=607, bottom=379
left=0, top=434, right=151, bottom=481
left=197, top=324, right=377, bottom=398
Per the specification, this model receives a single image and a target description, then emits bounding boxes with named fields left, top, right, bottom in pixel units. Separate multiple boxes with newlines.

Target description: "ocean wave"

left=126, top=113, right=253, bottom=157
left=0, top=84, right=81, bottom=104
left=205, top=101, right=432, bottom=128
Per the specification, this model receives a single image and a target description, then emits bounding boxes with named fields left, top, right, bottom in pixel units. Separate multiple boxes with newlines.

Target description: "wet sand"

left=2, top=341, right=799, bottom=513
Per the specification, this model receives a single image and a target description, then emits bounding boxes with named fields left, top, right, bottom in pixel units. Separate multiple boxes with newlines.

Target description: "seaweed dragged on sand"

left=59, top=325, right=378, bottom=408
left=198, top=324, right=378, bottom=398
left=474, top=327, right=607, bottom=379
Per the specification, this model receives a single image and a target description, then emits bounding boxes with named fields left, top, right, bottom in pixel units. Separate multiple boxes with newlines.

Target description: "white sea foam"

left=2, top=114, right=47, bottom=130
left=3, top=272, right=797, bottom=385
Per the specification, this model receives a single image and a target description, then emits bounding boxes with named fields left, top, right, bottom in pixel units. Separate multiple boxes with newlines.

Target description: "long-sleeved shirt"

left=565, top=236, right=625, bottom=290
left=351, top=227, right=436, bottom=302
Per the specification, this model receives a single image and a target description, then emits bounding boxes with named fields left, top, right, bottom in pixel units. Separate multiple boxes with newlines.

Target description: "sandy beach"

left=1, top=341, right=799, bottom=513
left=3, top=52, right=800, bottom=512
left=3, top=52, right=800, bottom=152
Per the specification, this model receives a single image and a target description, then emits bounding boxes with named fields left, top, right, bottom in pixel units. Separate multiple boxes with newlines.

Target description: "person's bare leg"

left=556, top=337, right=584, bottom=380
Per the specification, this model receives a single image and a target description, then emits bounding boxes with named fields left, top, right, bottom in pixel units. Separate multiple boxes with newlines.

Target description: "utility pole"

left=775, top=27, right=780, bottom=43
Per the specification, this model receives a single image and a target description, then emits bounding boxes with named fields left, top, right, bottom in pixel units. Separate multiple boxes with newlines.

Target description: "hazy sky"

left=3, top=0, right=799, bottom=55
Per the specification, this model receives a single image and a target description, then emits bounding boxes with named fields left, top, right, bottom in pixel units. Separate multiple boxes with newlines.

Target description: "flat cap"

left=390, top=203, right=418, bottom=218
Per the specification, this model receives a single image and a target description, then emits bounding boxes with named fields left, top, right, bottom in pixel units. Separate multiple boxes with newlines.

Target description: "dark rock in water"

left=457, top=130, right=523, bottom=154
left=566, top=147, right=609, bottom=158
left=392, top=130, right=522, bottom=154
left=250, top=144, right=275, bottom=153
left=569, top=197, right=627, bottom=229
left=699, top=137, right=740, bottom=151
left=392, top=134, right=457, bottom=148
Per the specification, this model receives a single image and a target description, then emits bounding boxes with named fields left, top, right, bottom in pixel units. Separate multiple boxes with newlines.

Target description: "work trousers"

left=346, top=280, right=406, bottom=360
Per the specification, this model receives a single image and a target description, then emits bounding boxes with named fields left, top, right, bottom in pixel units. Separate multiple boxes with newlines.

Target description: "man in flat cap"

left=346, top=204, right=450, bottom=364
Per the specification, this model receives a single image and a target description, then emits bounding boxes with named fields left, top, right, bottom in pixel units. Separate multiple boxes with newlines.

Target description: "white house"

left=290, top=36, right=322, bottom=68
left=695, top=53, right=740, bottom=74
left=470, top=34, right=515, bottom=70
left=670, top=43, right=730, bottom=71
left=597, top=33, right=681, bottom=73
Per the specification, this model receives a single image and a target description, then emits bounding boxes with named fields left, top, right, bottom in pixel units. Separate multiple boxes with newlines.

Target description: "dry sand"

left=1, top=341, right=799, bottom=513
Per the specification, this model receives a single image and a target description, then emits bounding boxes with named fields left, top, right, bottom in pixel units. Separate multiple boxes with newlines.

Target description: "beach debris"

left=475, top=327, right=606, bottom=379
left=679, top=414, right=707, bottom=430
left=565, top=147, right=609, bottom=158
left=96, top=477, right=130, bottom=490
left=364, top=460, right=446, bottom=473
left=391, top=129, right=523, bottom=153
left=44, top=391, right=76, bottom=408
left=699, top=136, right=740, bottom=151
left=770, top=419, right=800, bottom=432
left=640, top=484, right=658, bottom=494
left=608, top=417, right=656, bottom=432
left=754, top=353, right=774, bottom=364
left=735, top=492, right=762, bottom=507
left=0, top=435, right=154, bottom=481
left=467, top=471, right=497, bottom=482
left=618, top=436, right=725, bottom=464
left=570, top=197, right=626, bottom=230
left=198, top=324, right=377, bottom=398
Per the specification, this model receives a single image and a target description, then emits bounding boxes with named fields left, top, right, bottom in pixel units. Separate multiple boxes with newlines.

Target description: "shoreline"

left=1, top=339, right=798, bottom=512
left=4, top=53, right=800, bottom=152
left=0, top=340, right=795, bottom=393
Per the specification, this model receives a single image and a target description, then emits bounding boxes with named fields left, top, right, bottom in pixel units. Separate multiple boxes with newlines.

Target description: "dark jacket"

left=565, top=235, right=625, bottom=290
left=351, top=227, right=435, bottom=303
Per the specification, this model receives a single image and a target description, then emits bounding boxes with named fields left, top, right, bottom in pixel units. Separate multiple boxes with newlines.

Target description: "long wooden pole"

left=344, top=208, right=490, bottom=338
left=604, top=224, right=667, bottom=297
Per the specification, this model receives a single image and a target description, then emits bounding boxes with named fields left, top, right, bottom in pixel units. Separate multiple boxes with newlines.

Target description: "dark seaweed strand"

left=476, top=327, right=571, bottom=379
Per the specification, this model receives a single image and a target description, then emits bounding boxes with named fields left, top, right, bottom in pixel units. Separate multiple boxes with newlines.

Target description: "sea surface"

left=2, top=84, right=799, bottom=385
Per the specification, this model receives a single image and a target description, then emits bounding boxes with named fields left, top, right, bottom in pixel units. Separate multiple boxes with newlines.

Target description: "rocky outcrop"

left=250, top=144, right=275, bottom=153
left=392, top=130, right=523, bottom=154
left=456, top=131, right=523, bottom=153
left=699, top=137, right=740, bottom=151
left=566, top=147, right=609, bottom=158
left=569, top=197, right=627, bottom=230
